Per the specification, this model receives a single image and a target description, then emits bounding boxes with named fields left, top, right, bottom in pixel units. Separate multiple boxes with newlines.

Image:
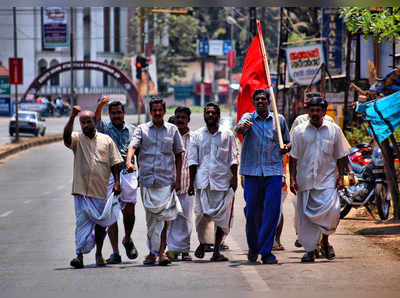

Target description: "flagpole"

left=256, top=20, right=284, bottom=149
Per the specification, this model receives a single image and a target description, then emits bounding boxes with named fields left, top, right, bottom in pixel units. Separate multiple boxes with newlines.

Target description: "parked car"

left=9, top=110, right=46, bottom=137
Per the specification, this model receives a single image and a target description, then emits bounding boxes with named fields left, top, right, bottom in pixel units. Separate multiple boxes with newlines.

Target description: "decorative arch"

left=23, top=60, right=139, bottom=109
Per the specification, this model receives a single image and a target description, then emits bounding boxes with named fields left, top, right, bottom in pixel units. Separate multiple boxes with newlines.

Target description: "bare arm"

left=95, top=95, right=110, bottom=123
left=63, top=105, right=81, bottom=148
left=188, top=165, right=197, bottom=196
left=173, top=153, right=183, bottom=192
left=230, top=164, right=238, bottom=192
left=336, top=156, right=349, bottom=189
left=111, top=163, right=122, bottom=196
left=289, top=156, right=298, bottom=195
left=126, top=145, right=137, bottom=173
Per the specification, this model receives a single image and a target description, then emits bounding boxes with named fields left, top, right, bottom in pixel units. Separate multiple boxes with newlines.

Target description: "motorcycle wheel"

left=375, top=183, right=391, bottom=220
left=340, top=201, right=352, bottom=219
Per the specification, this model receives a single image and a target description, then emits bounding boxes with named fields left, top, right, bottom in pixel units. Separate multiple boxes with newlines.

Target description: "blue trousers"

left=244, top=176, right=282, bottom=257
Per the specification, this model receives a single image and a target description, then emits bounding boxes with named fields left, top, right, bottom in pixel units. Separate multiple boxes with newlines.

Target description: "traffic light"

left=136, top=56, right=148, bottom=80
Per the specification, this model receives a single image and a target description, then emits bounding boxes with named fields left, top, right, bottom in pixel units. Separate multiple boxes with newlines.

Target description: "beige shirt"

left=290, top=120, right=349, bottom=192
left=67, top=131, right=123, bottom=200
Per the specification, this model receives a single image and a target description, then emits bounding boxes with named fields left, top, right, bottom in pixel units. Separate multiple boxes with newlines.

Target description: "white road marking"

left=43, top=191, right=51, bottom=195
left=24, top=200, right=32, bottom=204
left=227, top=237, right=271, bottom=292
left=0, top=210, right=13, bottom=217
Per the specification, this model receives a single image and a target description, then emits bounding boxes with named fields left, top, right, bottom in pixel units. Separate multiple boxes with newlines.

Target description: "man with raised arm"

left=63, top=106, right=123, bottom=268
left=95, top=96, right=139, bottom=264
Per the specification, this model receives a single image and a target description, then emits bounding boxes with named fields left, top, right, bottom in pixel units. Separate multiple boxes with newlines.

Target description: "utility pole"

left=137, top=7, right=145, bottom=125
left=70, top=7, right=75, bottom=105
left=13, top=7, right=19, bottom=142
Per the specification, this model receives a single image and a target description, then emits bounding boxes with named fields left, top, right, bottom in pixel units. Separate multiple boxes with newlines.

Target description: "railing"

left=38, top=85, right=126, bottom=95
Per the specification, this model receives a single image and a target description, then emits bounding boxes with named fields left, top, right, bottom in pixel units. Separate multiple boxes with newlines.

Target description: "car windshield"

left=18, top=113, right=36, bottom=120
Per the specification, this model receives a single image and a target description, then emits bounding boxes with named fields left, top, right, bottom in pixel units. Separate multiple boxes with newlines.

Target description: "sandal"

left=158, top=254, right=171, bottom=266
left=181, top=252, right=192, bottom=261
left=320, top=244, right=335, bottom=260
left=70, top=254, right=84, bottom=269
left=210, top=253, right=229, bottom=262
left=272, top=243, right=285, bottom=251
left=143, top=253, right=157, bottom=265
left=301, top=251, right=316, bottom=263
left=95, top=255, right=107, bottom=267
left=123, top=238, right=138, bottom=260
left=194, top=244, right=205, bottom=259
left=106, top=253, right=122, bottom=264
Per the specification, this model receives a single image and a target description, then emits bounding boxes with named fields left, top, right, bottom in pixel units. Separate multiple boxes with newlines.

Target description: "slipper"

left=143, top=253, right=157, bottom=265
left=123, top=238, right=138, bottom=260
left=181, top=252, right=192, bottom=261
left=320, top=244, right=335, bottom=260
left=70, top=255, right=84, bottom=269
left=261, top=254, right=278, bottom=265
left=294, top=239, right=302, bottom=248
left=272, top=244, right=285, bottom=251
left=106, top=253, right=122, bottom=264
left=194, top=244, right=205, bottom=259
left=95, top=255, right=106, bottom=267
left=158, top=254, right=171, bottom=266
left=301, top=251, right=315, bottom=263
left=210, top=253, right=229, bottom=262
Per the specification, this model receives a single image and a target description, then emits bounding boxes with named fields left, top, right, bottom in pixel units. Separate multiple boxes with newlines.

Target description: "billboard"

left=0, top=76, right=10, bottom=95
left=322, top=8, right=344, bottom=75
left=285, top=43, right=325, bottom=86
left=42, top=7, right=69, bottom=48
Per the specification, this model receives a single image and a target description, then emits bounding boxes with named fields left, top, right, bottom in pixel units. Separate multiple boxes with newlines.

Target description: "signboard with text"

left=42, top=7, right=69, bottom=48
left=0, top=97, right=12, bottom=116
left=9, top=58, right=23, bottom=85
left=198, top=40, right=233, bottom=56
left=0, top=76, right=10, bottom=95
left=322, top=8, right=344, bottom=75
left=285, top=44, right=325, bottom=86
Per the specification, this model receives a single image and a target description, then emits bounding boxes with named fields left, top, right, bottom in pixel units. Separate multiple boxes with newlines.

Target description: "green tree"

left=340, top=7, right=400, bottom=42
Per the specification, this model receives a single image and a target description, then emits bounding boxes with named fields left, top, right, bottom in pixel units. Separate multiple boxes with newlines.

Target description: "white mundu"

left=290, top=119, right=349, bottom=251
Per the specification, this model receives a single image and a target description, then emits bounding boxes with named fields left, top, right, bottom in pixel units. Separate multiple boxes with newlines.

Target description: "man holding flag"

left=235, top=21, right=290, bottom=264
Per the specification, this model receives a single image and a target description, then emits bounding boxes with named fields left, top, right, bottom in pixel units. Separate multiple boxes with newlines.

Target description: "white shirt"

left=188, top=127, right=238, bottom=191
left=290, top=120, right=349, bottom=192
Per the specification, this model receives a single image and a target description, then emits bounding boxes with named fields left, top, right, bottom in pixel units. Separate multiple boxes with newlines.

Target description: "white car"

left=9, top=110, right=46, bottom=137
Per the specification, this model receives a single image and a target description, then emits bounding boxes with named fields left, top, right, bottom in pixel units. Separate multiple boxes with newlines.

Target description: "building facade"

left=0, top=7, right=129, bottom=109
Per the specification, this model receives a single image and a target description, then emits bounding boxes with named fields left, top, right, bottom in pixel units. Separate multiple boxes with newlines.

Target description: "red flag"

left=236, top=35, right=269, bottom=140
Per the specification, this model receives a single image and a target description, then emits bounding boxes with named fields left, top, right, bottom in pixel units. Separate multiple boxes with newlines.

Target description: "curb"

left=0, top=134, right=63, bottom=161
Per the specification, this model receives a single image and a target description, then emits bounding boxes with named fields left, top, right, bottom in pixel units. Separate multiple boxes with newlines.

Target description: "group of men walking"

left=63, top=88, right=350, bottom=268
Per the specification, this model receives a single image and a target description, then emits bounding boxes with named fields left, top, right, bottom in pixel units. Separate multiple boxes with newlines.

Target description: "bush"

left=345, top=127, right=373, bottom=147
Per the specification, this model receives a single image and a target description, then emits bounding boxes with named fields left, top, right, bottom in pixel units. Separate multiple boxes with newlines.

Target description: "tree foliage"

left=340, top=7, right=400, bottom=42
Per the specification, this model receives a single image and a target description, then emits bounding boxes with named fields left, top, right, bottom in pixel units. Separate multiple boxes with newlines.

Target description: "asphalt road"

left=1, top=116, right=400, bottom=298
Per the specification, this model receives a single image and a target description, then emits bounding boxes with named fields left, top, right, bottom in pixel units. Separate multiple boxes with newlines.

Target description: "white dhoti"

left=292, top=195, right=299, bottom=235
left=167, top=193, right=194, bottom=252
left=107, top=171, right=138, bottom=209
left=141, top=185, right=182, bottom=255
left=297, top=188, right=340, bottom=252
left=74, top=194, right=120, bottom=254
left=195, top=186, right=235, bottom=243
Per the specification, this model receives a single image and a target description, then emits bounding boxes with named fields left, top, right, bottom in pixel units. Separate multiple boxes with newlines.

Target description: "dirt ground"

left=340, top=207, right=400, bottom=259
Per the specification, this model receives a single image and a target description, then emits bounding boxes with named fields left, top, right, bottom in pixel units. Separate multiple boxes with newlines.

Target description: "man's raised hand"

left=72, top=105, right=81, bottom=117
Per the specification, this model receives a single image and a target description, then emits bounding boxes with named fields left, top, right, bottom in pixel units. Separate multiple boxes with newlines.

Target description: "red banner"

left=9, top=58, right=23, bottom=85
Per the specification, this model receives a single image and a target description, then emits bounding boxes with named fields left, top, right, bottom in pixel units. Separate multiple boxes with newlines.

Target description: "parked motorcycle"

left=339, top=144, right=391, bottom=220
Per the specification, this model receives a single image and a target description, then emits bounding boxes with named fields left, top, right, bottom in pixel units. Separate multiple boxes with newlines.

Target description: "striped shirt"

left=179, top=131, right=192, bottom=195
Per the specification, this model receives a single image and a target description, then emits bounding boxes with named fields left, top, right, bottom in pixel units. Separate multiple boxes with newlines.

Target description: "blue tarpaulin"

left=355, top=91, right=400, bottom=143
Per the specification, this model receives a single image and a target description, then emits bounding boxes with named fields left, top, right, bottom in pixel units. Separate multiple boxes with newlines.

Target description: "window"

left=114, top=7, right=120, bottom=53
left=50, top=59, right=60, bottom=86
left=104, top=7, right=110, bottom=52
